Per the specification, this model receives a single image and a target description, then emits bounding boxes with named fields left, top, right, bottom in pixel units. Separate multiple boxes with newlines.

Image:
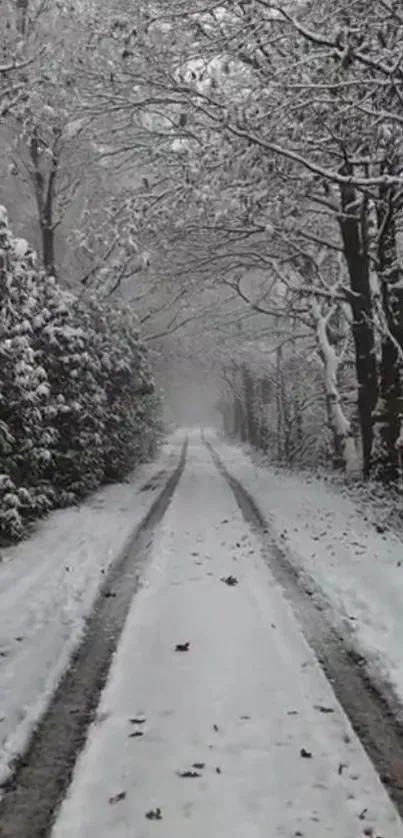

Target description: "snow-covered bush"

left=139, top=392, right=165, bottom=461
left=86, top=300, right=155, bottom=482
left=0, top=207, right=161, bottom=542
left=33, top=290, right=107, bottom=500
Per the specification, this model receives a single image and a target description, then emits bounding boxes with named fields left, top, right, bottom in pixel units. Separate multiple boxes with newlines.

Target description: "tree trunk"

left=312, top=297, right=360, bottom=474
left=258, top=375, right=271, bottom=451
left=232, top=365, right=247, bottom=442
left=338, top=178, right=377, bottom=477
left=42, top=219, right=55, bottom=277
left=373, top=183, right=403, bottom=482
left=40, top=154, right=58, bottom=276
left=295, top=398, right=303, bottom=456
left=237, top=393, right=248, bottom=442
left=242, top=364, right=257, bottom=446
left=275, top=345, right=284, bottom=460
left=30, top=129, right=59, bottom=277
left=16, top=0, right=28, bottom=35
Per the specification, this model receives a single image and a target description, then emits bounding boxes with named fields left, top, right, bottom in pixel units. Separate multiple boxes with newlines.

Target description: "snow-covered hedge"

left=0, top=207, right=162, bottom=542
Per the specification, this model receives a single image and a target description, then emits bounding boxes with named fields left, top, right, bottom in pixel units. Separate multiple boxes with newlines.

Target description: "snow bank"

left=0, top=437, right=182, bottom=785
left=212, top=435, right=403, bottom=706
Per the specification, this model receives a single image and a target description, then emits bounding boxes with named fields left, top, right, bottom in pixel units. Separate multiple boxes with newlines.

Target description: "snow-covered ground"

left=212, top=434, right=403, bottom=708
left=52, top=438, right=403, bottom=837
left=0, top=435, right=183, bottom=786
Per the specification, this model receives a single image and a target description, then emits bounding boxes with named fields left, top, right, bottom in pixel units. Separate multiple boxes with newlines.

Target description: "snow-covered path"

left=52, top=437, right=403, bottom=838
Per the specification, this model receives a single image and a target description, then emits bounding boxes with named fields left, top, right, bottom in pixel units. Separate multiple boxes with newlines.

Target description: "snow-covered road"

left=52, top=436, right=403, bottom=838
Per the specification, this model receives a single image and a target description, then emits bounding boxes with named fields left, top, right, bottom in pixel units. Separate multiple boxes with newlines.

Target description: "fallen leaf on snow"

left=109, top=791, right=126, bottom=805
left=175, top=642, right=190, bottom=652
left=375, top=523, right=386, bottom=534
left=129, top=730, right=144, bottom=738
left=300, top=747, right=313, bottom=759
left=314, top=704, right=334, bottom=714
left=145, top=808, right=163, bottom=820
left=177, top=770, right=201, bottom=778
left=192, top=762, right=205, bottom=769
left=220, top=575, right=238, bottom=586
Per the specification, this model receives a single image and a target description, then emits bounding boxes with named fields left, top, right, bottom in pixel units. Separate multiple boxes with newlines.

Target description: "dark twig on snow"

left=145, top=808, right=163, bottom=820
left=175, top=642, right=190, bottom=652
left=221, top=575, right=239, bottom=586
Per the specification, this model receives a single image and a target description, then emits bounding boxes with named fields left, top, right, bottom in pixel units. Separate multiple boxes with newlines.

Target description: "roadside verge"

left=205, top=434, right=403, bottom=817
left=0, top=434, right=186, bottom=789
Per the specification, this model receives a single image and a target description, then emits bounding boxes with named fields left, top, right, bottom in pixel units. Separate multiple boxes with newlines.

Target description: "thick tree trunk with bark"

left=373, top=184, right=403, bottom=482
left=42, top=217, right=55, bottom=276
left=338, top=178, right=377, bottom=477
left=312, top=298, right=359, bottom=475
left=29, top=128, right=59, bottom=277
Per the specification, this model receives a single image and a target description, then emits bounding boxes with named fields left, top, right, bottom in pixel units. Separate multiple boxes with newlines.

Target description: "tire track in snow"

left=0, top=439, right=187, bottom=838
left=206, top=437, right=403, bottom=820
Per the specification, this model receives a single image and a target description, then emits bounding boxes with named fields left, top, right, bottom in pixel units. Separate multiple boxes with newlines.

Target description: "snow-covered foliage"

left=4, top=0, right=403, bottom=484
left=0, top=207, right=161, bottom=542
